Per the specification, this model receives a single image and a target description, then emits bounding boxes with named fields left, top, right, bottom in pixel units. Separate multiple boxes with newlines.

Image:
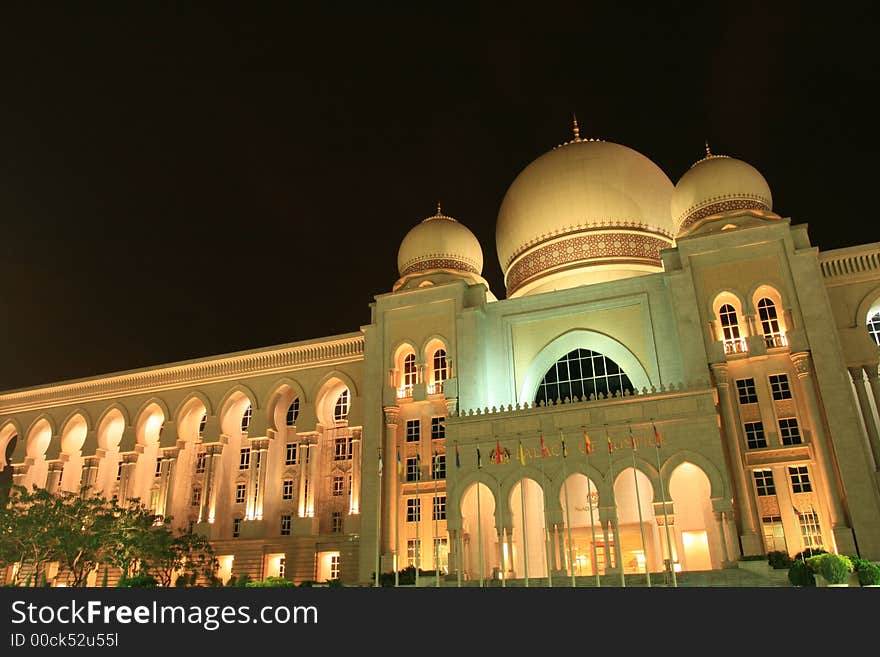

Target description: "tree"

left=138, top=524, right=217, bottom=587
left=52, top=489, right=114, bottom=586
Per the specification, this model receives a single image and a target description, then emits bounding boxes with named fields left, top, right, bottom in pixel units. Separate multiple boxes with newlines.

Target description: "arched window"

left=757, top=298, right=787, bottom=347
left=534, top=348, right=633, bottom=405
left=719, top=304, right=745, bottom=354
left=868, top=312, right=880, bottom=347
left=403, top=354, right=417, bottom=389
left=286, top=398, right=300, bottom=427
left=240, top=404, right=252, bottom=434
left=432, top=348, right=448, bottom=392
left=199, top=413, right=207, bottom=437
left=334, top=389, right=350, bottom=422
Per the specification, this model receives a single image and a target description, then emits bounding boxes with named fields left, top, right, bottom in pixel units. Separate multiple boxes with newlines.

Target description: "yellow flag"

left=518, top=440, right=526, bottom=466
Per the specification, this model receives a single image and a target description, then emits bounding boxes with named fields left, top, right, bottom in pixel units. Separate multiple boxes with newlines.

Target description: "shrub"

left=788, top=560, right=815, bottom=587
left=857, top=561, right=880, bottom=586
left=245, top=576, right=295, bottom=587
left=767, top=551, right=794, bottom=570
left=819, top=553, right=853, bottom=584
left=234, top=573, right=251, bottom=587
left=739, top=554, right=766, bottom=562
left=116, top=574, right=158, bottom=587
left=297, top=580, right=317, bottom=587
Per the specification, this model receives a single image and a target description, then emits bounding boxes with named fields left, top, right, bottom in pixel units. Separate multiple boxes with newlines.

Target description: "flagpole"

left=585, top=463, right=600, bottom=587
left=375, top=448, right=382, bottom=587
left=560, top=432, right=576, bottom=587
left=415, top=454, right=420, bottom=588
left=394, top=448, right=400, bottom=588
left=499, top=477, right=506, bottom=587
left=520, top=470, right=530, bottom=587
left=630, top=429, right=651, bottom=587
left=433, top=451, right=440, bottom=588
left=607, top=430, right=625, bottom=587
left=454, top=442, right=462, bottom=588
left=476, top=469, right=484, bottom=587
left=539, top=437, right=552, bottom=588
left=654, top=423, right=677, bottom=587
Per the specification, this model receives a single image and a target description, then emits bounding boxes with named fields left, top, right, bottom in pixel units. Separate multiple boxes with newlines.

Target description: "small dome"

left=397, top=206, right=484, bottom=278
left=496, top=136, right=675, bottom=297
left=671, top=148, right=773, bottom=235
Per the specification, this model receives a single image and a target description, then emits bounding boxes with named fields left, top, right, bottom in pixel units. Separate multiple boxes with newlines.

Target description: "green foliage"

left=856, top=561, right=880, bottom=586
left=739, top=554, right=766, bottom=561
left=327, top=578, right=343, bottom=587
left=819, top=553, right=853, bottom=584
left=116, top=573, right=158, bottom=587
left=788, top=560, right=815, bottom=587
left=234, top=573, right=251, bottom=587
left=767, top=551, right=794, bottom=570
left=0, top=483, right=219, bottom=587
left=297, top=580, right=317, bottom=587
left=245, top=576, right=295, bottom=587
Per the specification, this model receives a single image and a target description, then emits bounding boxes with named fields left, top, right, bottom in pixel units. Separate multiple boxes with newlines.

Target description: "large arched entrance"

left=669, top=462, right=716, bottom=571
left=509, top=478, right=548, bottom=579
left=460, top=482, right=497, bottom=582
left=558, top=472, right=603, bottom=576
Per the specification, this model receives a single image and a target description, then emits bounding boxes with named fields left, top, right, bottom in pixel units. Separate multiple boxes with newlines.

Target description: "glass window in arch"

left=240, top=404, right=252, bottom=434
left=334, top=389, right=350, bottom=421
left=757, top=298, right=786, bottom=347
left=199, top=413, right=207, bottom=436
left=286, top=398, right=300, bottom=427
left=868, top=312, right=880, bottom=347
left=719, top=304, right=745, bottom=353
left=403, top=353, right=417, bottom=389
left=433, top=349, right=448, bottom=383
left=535, top=348, right=633, bottom=405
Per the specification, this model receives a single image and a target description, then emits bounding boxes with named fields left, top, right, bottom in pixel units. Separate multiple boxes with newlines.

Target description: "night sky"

left=1, top=3, right=877, bottom=391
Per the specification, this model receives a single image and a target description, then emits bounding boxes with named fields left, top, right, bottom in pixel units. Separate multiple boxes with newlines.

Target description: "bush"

left=116, top=574, right=158, bottom=587
left=234, top=574, right=251, bottom=587
left=819, top=553, right=853, bottom=584
left=792, top=548, right=827, bottom=562
left=768, top=551, right=794, bottom=570
left=245, top=577, right=295, bottom=587
left=788, top=560, right=815, bottom=587
left=856, top=561, right=880, bottom=586
left=297, top=580, right=317, bottom=587
left=739, top=554, right=766, bottom=561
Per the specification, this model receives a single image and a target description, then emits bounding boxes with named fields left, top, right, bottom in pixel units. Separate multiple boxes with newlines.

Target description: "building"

left=3, top=126, right=880, bottom=586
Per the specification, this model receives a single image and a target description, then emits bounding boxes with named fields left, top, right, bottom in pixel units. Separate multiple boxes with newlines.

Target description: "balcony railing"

left=723, top=338, right=748, bottom=355
left=427, top=380, right=445, bottom=395
left=764, top=332, right=789, bottom=349
left=397, top=384, right=414, bottom=399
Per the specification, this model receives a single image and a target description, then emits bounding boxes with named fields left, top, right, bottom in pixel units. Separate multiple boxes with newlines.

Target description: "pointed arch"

left=519, top=329, right=652, bottom=404
left=448, top=470, right=502, bottom=528
left=315, top=369, right=359, bottom=400
left=59, top=408, right=93, bottom=434
left=660, top=450, right=727, bottom=500
left=134, top=399, right=167, bottom=447
left=173, top=390, right=214, bottom=425
left=265, top=377, right=307, bottom=432
left=265, top=376, right=308, bottom=407
left=59, top=411, right=89, bottom=457
left=856, top=284, right=880, bottom=327
left=218, top=383, right=259, bottom=416
left=0, top=419, right=22, bottom=468
left=25, top=416, right=54, bottom=459
left=96, top=403, right=131, bottom=433
left=612, top=456, right=661, bottom=503
left=134, top=397, right=171, bottom=425
left=96, top=405, right=128, bottom=451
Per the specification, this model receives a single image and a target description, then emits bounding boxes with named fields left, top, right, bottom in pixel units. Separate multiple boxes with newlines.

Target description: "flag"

left=583, top=430, right=592, bottom=455
left=397, top=448, right=403, bottom=476
left=518, top=440, right=526, bottom=466
left=540, top=434, right=549, bottom=458
left=476, top=447, right=482, bottom=469
left=416, top=452, right=421, bottom=479
left=455, top=443, right=460, bottom=469
left=378, top=450, right=383, bottom=476
left=652, top=423, right=662, bottom=448
left=629, top=426, right=636, bottom=451
left=495, top=439, right=503, bottom=464
left=561, top=436, right=567, bottom=458
left=432, top=450, right=439, bottom=477
left=606, top=431, right=613, bottom=454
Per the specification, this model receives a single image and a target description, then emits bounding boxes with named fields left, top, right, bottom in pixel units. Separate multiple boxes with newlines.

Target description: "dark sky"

left=0, top=3, right=877, bottom=391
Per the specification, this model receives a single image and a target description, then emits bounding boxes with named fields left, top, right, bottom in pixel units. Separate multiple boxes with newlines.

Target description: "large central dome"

left=496, top=137, right=675, bottom=297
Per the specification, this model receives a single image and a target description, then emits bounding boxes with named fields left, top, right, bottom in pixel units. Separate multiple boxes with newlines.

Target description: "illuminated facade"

left=3, top=129, right=880, bottom=586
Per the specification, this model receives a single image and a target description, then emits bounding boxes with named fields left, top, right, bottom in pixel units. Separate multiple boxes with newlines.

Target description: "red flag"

left=540, top=434, right=549, bottom=458
left=653, top=423, right=662, bottom=448
left=629, top=426, right=636, bottom=451
left=583, top=430, right=593, bottom=455
left=495, top=439, right=503, bottom=464
left=606, top=430, right=613, bottom=454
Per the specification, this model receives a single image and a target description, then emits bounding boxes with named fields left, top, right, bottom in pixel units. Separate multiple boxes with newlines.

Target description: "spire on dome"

left=572, top=114, right=581, bottom=142
left=705, top=140, right=712, bottom=156
left=422, top=202, right=456, bottom=223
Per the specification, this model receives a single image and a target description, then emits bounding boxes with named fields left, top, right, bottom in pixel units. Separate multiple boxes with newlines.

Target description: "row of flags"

left=378, top=424, right=665, bottom=474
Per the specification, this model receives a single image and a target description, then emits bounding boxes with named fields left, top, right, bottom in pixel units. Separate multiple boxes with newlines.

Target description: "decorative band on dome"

left=503, top=220, right=674, bottom=269
left=400, top=257, right=481, bottom=277
left=678, top=198, right=771, bottom=233
left=505, top=229, right=672, bottom=295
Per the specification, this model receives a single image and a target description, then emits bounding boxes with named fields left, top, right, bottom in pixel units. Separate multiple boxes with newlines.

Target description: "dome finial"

left=705, top=140, right=712, bottom=156
left=572, top=114, right=581, bottom=142
left=437, top=201, right=442, bottom=216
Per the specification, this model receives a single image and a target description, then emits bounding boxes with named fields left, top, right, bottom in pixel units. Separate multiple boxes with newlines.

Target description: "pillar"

left=159, top=448, right=179, bottom=520
left=350, top=430, right=362, bottom=515
left=80, top=456, right=99, bottom=497
left=201, top=444, right=223, bottom=523
left=792, top=352, right=853, bottom=553
left=118, top=453, right=138, bottom=503
left=711, top=362, right=762, bottom=555
left=382, top=407, right=400, bottom=559
left=849, top=366, right=880, bottom=469
left=713, top=510, right=731, bottom=566
left=254, top=440, right=269, bottom=520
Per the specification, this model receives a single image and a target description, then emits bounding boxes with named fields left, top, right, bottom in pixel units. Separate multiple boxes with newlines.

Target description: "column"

left=47, top=462, right=63, bottom=494
left=254, top=440, right=269, bottom=520
left=80, top=456, right=99, bottom=497
left=118, top=453, right=138, bottom=503
left=791, top=353, right=851, bottom=549
left=723, top=511, right=740, bottom=560
left=863, top=365, right=880, bottom=468
left=711, top=362, right=762, bottom=554
left=201, top=444, right=224, bottom=523
left=448, top=528, right=459, bottom=578
left=350, top=430, right=362, bottom=515
left=598, top=511, right=613, bottom=574
left=713, top=510, right=731, bottom=566
left=849, top=366, right=880, bottom=468
left=159, top=448, right=179, bottom=520
left=382, top=407, right=400, bottom=559
left=245, top=439, right=257, bottom=520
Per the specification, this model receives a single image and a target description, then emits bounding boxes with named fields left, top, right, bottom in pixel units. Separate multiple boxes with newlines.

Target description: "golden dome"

left=496, top=139, right=675, bottom=297
left=397, top=205, right=484, bottom=279
left=672, top=149, right=773, bottom=236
